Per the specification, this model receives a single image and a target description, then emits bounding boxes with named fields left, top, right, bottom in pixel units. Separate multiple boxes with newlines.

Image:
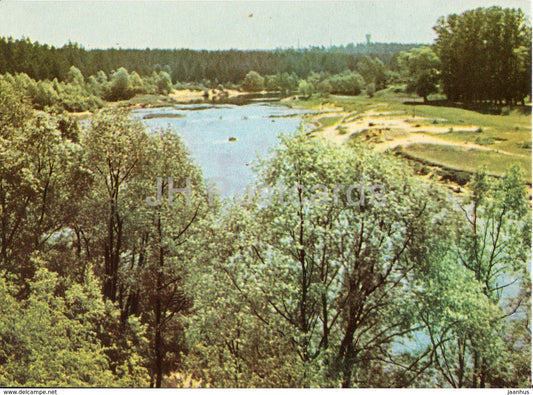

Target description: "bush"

left=475, top=136, right=495, bottom=146
left=241, top=71, right=265, bottom=92
left=317, top=80, right=332, bottom=97
left=108, top=67, right=134, bottom=101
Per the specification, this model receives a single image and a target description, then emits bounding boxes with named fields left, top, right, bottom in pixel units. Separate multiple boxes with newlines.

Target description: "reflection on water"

left=133, top=104, right=311, bottom=196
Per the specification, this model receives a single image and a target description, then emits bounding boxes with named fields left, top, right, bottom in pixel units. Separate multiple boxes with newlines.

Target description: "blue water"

left=133, top=104, right=310, bottom=195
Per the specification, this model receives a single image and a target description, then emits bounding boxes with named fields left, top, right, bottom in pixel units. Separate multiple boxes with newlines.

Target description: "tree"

left=0, top=262, right=149, bottom=386
left=108, top=67, right=134, bottom=101
left=81, top=109, right=149, bottom=303
left=138, top=129, right=210, bottom=387
left=454, top=166, right=530, bottom=387
left=0, top=81, right=88, bottom=283
left=129, top=71, right=146, bottom=94
left=366, top=82, right=376, bottom=98
left=241, top=70, right=265, bottom=92
left=81, top=110, right=211, bottom=387
left=434, top=6, right=532, bottom=104
left=155, top=71, right=173, bottom=94
left=398, top=46, right=440, bottom=102
left=357, top=56, right=388, bottom=91
left=298, top=80, right=313, bottom=98
left=27, top=80, right=60, bottom=109
left=327, top=70, right=365, bottom=95
left=66, top=65, right=84, bottom=85
left=187, top=131, right=449, bottom=387
left=317, top=80, right=332, bottom=97
left=410, top=166, right=531, bottom=388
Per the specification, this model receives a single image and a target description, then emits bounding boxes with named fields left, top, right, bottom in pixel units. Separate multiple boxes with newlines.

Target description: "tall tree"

left=434, top=6, right=531, bottom=104
left=398, top=46, right=440, bottom=102
left=81, top=111, right=210, bottom=386
left=187, top=131, right=451, bottom=387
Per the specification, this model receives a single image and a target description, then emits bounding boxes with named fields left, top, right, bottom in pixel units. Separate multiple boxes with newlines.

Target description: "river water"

left=133, top=103, right=310, bottom=195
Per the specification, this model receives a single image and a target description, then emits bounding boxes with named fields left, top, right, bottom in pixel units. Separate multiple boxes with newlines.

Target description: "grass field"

left=401, top=143, right=532, bottom=181
left=291, top=93, right=531, bottom=184
left=316, top=115, right=343, bottom=129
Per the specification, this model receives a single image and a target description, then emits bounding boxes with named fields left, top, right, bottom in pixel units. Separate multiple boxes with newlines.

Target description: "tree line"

left=0, top=6, right=531, bottom=387
left=0, top=6, right=529, bottom=107
left=0, top=37, right=417, bottom=86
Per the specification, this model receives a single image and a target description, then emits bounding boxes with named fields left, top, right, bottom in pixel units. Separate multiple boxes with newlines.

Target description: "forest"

left=0, top=5, right=531, bottom=388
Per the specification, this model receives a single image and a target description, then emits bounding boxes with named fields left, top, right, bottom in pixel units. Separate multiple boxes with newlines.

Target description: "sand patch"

left=311, top=107, right=525, bottom=159
left=169, top=89, right=243, bottom=103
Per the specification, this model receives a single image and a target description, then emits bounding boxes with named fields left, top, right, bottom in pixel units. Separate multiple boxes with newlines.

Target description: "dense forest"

left=0, top=38, right=421, bottom=84
left=0, top=5, right=531, bottom=388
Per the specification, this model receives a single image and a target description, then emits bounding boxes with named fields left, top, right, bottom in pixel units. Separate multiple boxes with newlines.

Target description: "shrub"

left=241, top=71, right=265, bottom=92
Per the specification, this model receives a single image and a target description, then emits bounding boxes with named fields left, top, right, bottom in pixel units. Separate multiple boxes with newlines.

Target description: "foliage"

left=241, top=71, right=265, bottom=92
left=327, top=70, right=365, bottom=95
left=185, top=131, right=480, bottom=387
left=0, top=6, right=530, bottom=388
left=398, top=46, right=440, bottom=101
left=0, top=36, right=420, bottom=85
left=434, top=6, right=532, bottom=104
left=0, top=264, right=149, bottom=386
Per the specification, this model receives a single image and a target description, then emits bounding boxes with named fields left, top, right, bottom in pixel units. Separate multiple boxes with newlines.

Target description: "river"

left=133, top=103, right=310, bottom=196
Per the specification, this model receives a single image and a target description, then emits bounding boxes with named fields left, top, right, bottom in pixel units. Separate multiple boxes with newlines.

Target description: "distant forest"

left=0, top=37, right=422, bottom=84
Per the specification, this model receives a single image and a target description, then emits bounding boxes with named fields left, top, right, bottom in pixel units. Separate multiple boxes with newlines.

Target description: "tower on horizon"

left=366, top=34, right=371, bottom=45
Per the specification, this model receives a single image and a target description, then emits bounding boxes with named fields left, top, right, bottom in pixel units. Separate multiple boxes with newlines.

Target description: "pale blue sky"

left=0, top=1, right=530, bottom=50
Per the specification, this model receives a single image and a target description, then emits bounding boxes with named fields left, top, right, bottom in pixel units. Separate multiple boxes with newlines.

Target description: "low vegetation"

left=402, top=143, right=532, bottom=180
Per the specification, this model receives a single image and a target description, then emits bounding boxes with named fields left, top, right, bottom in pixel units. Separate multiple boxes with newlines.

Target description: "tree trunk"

left=154, top=215, right=165, bottom=388
left=337, top=302, right=358, bottom=388
left=154, top=312, right=163, bottom=388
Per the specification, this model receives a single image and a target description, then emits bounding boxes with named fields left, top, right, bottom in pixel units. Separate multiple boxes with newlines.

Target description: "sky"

left=0, top=0, right=530, bottom=50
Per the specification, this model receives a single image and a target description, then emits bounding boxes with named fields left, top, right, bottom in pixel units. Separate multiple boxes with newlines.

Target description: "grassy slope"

left=402, top=143, right=532, bottom=181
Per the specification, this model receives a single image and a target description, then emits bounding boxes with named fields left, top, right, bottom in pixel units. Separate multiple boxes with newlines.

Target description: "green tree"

left=328, top=70, right=365, bottom=95
left=317, top=79, right=332, bottom=97
left=398, top=46, right=440, bottom=102
left=66, top=65, right=84, bottom=85
left=241, top=70, right=265, bottom=92
left=80, top=110, right=210, bottom=386
left=138, top=130, right=210, bottom=387
left=108, top=67, right=134, bottom=101
left=155, top=71, right=173, bottom=94
left=0, top=265, right=149, bottom=386
left=455, top=166, right=530, bottom=387
left=366, top=82, right=376, bottom=98
left=27, top=80, right=60, bottom=109
left=188, top=131, right=448, bottom=387
left=357, top=56, right=388, bottom=91
left=434, top=6, right=531, bottom=104
left=129, top=71, right=146, bottom=94
left=81, top=109, right=149, bottom=303
left=411, top=166, right=531, bottom=388
left=298, top=80, right=313, bottom=98
left=0, top=82, right=88, bottom=282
